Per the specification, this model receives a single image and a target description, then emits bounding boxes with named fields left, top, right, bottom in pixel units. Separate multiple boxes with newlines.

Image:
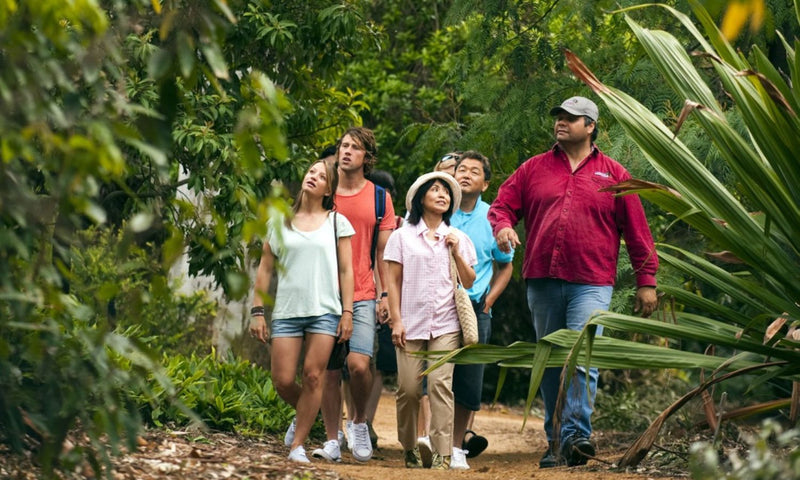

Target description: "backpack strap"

left=370, top=184, right=386, bottom=270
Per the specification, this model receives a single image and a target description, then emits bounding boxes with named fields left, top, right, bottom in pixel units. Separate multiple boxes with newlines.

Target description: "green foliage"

left=689, top=419, right=800, bottom=479
left=67, top=225, right=216, bottom=355
left=129, top=352, right=316, bottom=438
left=0, top=313, right=169, bottom=477
left=595, top=369, right=689, bottom=432
left=0, top=1, right=289, bottom=476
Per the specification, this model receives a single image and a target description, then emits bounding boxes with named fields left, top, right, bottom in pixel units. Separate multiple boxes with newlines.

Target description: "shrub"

left=689, top=419, right=800, bottom=479
left=129, top=351, right=323, bottom=438
left=68, top=226, right=216, bottom=356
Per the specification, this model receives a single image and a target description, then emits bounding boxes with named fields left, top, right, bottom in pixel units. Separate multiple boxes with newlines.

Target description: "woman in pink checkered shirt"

left=383, top=171, right=477, bottom=470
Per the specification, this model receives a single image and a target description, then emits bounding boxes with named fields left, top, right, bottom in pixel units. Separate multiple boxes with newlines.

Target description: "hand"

left=444, top=232, right=460, bottom=249
left=391, top=323, right=407, bottom=349
left=337, top=311, right=354, bottom=341
left=634, top=287, right=658, bottom=318
left=496, top=227, right=520, bottom=253
left=377, top=299, right=390, bottom=324
left=249, top=316, right=269, bottom=344
left=482, top=298, right=492, bottom=315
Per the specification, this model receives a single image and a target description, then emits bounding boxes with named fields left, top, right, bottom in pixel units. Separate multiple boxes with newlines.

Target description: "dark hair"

left=585, top=117, right=599, bottom=143
left=454, top=150, right=492, bottom=182
left=337, top=126, right=378, bottom=176
left=366, top=169, right=397, bottom=198
left=319, top=145, right=337, bottom=159
left=287, top=160, right=338, bottom=228
left=407, top=178, right=455, bottom=226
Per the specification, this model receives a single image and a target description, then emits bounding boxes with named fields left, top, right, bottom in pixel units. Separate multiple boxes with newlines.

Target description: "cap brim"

left=405, top=171, right=462, bottom=213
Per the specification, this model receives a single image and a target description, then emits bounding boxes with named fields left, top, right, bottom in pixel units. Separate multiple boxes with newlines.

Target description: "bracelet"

left=342, top=309, right=353, bottom=316
left=380, top=292, right=388, bottom=298
left=250, top=306, right=265, bottom=316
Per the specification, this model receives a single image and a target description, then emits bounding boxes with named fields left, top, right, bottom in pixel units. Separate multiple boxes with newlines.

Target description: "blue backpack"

left=370, top=184, right=386, bottom=270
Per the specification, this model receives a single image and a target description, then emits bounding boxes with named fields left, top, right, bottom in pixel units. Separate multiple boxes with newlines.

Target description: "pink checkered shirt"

left=383, top=220, right=477, bottom=341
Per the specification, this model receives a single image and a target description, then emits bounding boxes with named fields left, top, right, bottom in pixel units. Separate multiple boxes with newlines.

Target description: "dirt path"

left=0, top=391, right=687, bottom=479
left=323, top=392, right=684, bottom=480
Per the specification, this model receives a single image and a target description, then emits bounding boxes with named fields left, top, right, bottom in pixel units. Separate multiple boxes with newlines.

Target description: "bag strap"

left=369, top=184, right=386, bottom=270
left=449, top=245, right=462, bottom=289
left=333, top=211, right=341, bottom=293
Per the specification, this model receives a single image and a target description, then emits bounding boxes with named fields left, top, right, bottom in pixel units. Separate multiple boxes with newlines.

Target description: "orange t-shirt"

left=335, top=181, right=396, bottom=302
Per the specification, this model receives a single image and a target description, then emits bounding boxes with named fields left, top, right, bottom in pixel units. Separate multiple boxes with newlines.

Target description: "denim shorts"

left=348, top=300, right=376, bottom=356
left=271, top=313, right=339, bottom=338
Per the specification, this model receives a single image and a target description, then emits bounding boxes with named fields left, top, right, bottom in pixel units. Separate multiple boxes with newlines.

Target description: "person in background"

left=319, top=145, right=338, bottom=167
left=385, top=171, right=477, bottom=470
left=250, top=159, right=355, bottom=463
left=362, top=169, right=404, bottom=449
left=316, top=127, right=396, bottom=463
left=448, top=151, right=514, bottom=470
left=488, top=96, right=659, bottom=468
left=434, top=151, right=461, bottom=177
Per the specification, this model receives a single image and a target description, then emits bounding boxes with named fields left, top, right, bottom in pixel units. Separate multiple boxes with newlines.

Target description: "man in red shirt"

left=488, top=96, right=658, bottom=468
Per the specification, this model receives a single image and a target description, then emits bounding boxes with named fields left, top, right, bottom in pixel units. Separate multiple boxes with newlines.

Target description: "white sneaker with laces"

left=345, top=420, right=355, bottom=452
left=288, top=445, right=310, bottom=463
left=350, top=422, right=373, bottom=462
left=284, top=417, right=297, bottom=447
left=312, top=439, right=342, bottom=462
left=417, top=436, right=432, bottom=468
left=450, top=446, right=470, bottom=470
left=338, top=429, right=347, bottom=451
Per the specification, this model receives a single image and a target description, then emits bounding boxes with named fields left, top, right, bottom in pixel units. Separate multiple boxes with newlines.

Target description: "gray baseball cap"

left=549, top=96, right=599, bottom=122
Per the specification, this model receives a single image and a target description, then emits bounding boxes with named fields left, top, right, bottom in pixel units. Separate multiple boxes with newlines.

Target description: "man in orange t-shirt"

left=313, top=127, right=395, bottom=464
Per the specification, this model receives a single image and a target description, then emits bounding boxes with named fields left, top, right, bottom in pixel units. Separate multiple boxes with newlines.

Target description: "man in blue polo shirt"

left=448, top=151, right=514, bottom=470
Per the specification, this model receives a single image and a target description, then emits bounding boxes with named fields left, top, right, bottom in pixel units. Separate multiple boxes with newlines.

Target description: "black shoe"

left=367, top=420, right=378, bottom=449
left=538, top=443, right=563, bottom=468
left=562, top=436, right=595, bottom=467
left=462, top=430, right=488, bottom=458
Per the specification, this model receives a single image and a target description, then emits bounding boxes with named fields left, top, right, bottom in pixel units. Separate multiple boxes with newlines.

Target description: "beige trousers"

left=395, top=331, right=461, bottom=455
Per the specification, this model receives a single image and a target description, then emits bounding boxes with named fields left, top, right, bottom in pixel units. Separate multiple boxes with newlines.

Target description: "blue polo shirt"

left=451, top=197, right=514, bottom=303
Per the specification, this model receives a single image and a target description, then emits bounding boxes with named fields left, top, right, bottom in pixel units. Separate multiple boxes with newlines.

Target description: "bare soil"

left=0, top=392, right=689, bottom=479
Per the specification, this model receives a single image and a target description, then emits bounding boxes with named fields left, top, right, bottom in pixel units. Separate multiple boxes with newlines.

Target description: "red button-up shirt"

left=488, top=145, right=658, bottom=288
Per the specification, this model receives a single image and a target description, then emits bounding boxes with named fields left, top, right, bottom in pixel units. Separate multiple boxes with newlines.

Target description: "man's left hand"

left=634, top=286, right=658, bottom=318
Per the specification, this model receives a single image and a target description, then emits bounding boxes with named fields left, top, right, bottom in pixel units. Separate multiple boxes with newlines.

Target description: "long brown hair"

left=285, top=160, right=339, bottom=228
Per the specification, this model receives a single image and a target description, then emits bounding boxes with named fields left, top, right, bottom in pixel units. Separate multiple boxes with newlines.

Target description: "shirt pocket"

left=588, top=174, right=617, bottom=211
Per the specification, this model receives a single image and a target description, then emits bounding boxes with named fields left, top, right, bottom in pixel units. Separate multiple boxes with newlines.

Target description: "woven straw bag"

left=449, top=246, right=478, bottom=345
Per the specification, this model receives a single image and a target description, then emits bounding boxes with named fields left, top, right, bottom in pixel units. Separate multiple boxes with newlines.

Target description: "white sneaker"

left=288, top=445, right=310, bottom=463
left=345, top=420, right=354, bottom=452
left=417, top=436, right=432, bottom=468
left=338, top=429, right=347, bottom=451
left=450, top=446, right=470, bottom=470
left=312, top=439, right=342, bottom=462
left=284, top=417, right=297, bottom=447
left=350, top=422, right=373, bottom=462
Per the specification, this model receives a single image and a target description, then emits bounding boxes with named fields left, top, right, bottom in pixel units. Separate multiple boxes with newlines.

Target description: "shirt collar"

left=456, top=195, right=482, bottom=216
left=414, top=219, right=450, bottom=239
left=552, top=142, right=599, bottom=155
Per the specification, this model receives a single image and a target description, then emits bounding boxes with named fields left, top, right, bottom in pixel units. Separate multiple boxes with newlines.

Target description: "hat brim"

left=549, top=106, right=597, bottom=122
left=405, top=171, right=462, bottom=213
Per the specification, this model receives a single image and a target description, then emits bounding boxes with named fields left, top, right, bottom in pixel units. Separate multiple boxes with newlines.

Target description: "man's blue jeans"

left=526, top=278, right=612, bottom=444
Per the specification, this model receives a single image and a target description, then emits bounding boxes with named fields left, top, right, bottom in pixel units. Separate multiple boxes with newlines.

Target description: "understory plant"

left=689, top=419, right=800, bottom=479
left=128, top=351, right=315, bottom=438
